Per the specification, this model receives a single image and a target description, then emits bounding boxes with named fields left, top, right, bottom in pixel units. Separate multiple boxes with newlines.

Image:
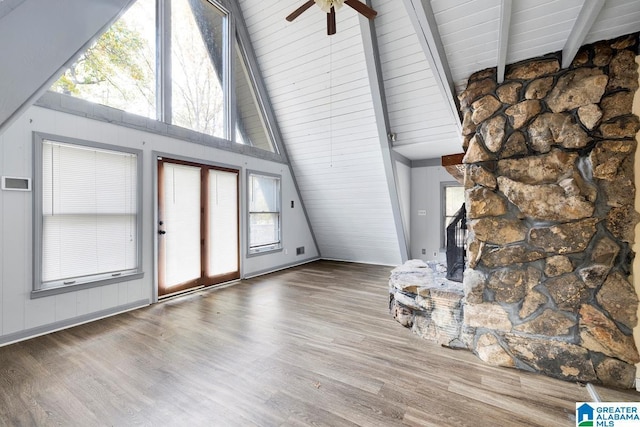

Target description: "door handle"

left=158, top=230, right=166, bottom=235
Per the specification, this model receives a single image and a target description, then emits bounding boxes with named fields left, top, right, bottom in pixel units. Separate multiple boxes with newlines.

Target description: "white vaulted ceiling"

left=239, top=0, right=403, bottom=265
left=431, top=0, right=640, bottom=88
left=234, top=0, right=639, bottom=264
left=374, top=0, right=460, bottom=160
left=0, top=0, right=638, bottom=267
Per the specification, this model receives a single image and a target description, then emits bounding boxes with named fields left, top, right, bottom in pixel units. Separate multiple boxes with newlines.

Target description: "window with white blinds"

left=248, top=172, right=281, bottom=254
left=34, top=135, right=142, bottom=294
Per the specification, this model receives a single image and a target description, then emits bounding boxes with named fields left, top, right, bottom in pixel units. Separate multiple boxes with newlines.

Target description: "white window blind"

left=208, top=170, right=239, bottom=275
left=249, top=173, right=281, bottom=253
left=162, top=163, right=201, bottom=287
left=40, top=140, right=138, bottom=288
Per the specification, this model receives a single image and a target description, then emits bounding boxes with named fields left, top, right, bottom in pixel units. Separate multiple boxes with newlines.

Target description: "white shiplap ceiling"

left=241, top=1, right=640, bottom=163
left=375, top=0, right=460, bottom=160
left=434, top=0, right=640, bottom=88
left=236, top=0, right=639, bottom=265
left=239, top=0, right=404, bottom=266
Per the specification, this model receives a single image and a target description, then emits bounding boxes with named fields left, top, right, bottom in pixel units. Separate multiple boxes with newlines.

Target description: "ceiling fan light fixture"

left=286, top=0, right=377, bottom=35
left=314, top=0, right=344, bottom=13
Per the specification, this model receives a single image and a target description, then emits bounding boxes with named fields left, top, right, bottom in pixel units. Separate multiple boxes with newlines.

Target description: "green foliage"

left=52, top=19, right=154, bottom=112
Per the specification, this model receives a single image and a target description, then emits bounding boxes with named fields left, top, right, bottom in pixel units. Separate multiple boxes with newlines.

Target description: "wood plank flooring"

left=0, top=260, right=638, bottom=426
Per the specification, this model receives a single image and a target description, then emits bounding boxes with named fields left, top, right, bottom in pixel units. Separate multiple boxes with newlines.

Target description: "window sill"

left=31, top=272, right=144, bottom=299
left=247, top=246, right=283, bottom=258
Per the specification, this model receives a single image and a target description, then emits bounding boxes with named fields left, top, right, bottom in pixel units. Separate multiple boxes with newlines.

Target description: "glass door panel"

left=158, top=158, right=239, bottom=298
left=207, top=170, right=238, bottom=277
left=158, top=161, right=202, bottom=296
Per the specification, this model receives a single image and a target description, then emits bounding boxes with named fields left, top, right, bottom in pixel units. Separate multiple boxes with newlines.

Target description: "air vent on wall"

left=1, top=176, right=31, bottom=191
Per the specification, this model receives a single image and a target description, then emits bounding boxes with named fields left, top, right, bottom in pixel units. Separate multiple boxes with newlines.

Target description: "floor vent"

left=296, top=246, right=305, bottom=255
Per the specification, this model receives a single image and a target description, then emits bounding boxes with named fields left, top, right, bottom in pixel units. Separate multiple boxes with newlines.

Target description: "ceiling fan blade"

left=327, top=7, right=337, bottom=35
left=286, top=0, right=315, bottom=22
left=344, top=0, right=377, bottom=19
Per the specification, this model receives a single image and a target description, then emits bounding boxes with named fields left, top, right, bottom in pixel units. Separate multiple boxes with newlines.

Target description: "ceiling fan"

left=286, top=0, right=378, bottom=35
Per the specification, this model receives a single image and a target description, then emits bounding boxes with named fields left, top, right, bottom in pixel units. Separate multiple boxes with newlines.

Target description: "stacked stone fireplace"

left=391, top=34, right=640, bottom=389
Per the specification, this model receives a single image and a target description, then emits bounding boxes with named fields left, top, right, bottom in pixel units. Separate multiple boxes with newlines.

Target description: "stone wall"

left=460, top=34, right=640, bottom=389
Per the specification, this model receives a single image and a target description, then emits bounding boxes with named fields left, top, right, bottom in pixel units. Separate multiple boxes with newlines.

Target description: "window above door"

left=49, top=0, right=279, bottom=154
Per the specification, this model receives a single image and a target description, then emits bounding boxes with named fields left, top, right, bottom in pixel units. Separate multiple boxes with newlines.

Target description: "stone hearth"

left=391, top=34, right=640, bottom=389
left=389, top=260, right=467, bottom=348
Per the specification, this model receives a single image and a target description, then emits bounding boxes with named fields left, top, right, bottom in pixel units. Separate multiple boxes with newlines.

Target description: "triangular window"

left=50, top=0, right=156, bottom=119
left=50, top=0, right=278, bottom=154
left=235, top=36, right=277, bottom=153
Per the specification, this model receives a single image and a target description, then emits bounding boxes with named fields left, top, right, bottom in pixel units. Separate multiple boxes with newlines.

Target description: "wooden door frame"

left=157, top=157, right=240, bottom=298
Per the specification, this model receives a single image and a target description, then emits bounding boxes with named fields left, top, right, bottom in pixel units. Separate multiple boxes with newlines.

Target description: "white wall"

left=0, top=104, right=318, bottom=344
left=410, top=164, right=454, bottom=262
left=395, top=160, right=411, bottom=247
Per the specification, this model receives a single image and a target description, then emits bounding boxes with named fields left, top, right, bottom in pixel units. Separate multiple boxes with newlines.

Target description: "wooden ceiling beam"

left=497, top=0, right=512, bottom=84
left=562, top=0, right=606, bottom=69
left=441, top=153, right=465, bottom=167
left=442, top=153, right=465, bottom=184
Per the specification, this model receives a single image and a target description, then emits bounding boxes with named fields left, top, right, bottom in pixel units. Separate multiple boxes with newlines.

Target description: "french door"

left=158, top=158, right=239, bottom=297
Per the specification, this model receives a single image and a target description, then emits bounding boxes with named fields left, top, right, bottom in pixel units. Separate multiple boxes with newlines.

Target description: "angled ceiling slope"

left=239, top=0, right=405, bottom=265
left=0, top=0, right=134, bottom=135
left=393, top=0, right=640, bottom=160
left=377, top=0, right=462, bottom=160
left=427, top=0, right=640, bottom=89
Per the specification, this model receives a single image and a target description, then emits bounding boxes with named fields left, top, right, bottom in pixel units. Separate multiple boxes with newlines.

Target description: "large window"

left=441, top=183, right=465, bottom=249
left=235, top=37, right=276, bottom=152
left=248, top=172, right=281, bottom=255
left=170, top=0, right=226, bottom=137
left=50, top=0, right=156, bottom=118
left=34, top=134, right=142, bottom=296
left=50, top=0, right=277, bottom=152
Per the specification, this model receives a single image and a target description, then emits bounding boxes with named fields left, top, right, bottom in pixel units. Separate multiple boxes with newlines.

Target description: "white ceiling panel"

left=586, top=0, right=640, bottom=44
left=239, top=0, right=403, bottom=265
left=507, top=0, right=582, bottom=63
left=431, top=0, right=501, bottom=86
left=375, top=0, right=461, bottom=160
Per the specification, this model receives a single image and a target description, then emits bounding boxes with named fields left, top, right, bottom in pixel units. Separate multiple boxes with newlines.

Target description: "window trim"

left=246, top=170, right=282, bottom=257
left=158, top=0, right=231, bottom=139
left=32, top=132, right=144, bottom=299
left=47, top=0, right=280, bottom=156
left=440, top=181, right=464, bottom=250
left=233, top=31, right=279, bottom=154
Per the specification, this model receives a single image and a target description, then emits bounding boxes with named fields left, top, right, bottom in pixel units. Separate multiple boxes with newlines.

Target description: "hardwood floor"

left=0, top=261, right=638, bottom=426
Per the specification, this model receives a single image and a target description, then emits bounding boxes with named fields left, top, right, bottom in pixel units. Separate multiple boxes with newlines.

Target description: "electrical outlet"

left=421, top=249, right=426, bottom=255
left=284, top=249, right=288, bottom=255
left=433, top=252, right=437, bottom=257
